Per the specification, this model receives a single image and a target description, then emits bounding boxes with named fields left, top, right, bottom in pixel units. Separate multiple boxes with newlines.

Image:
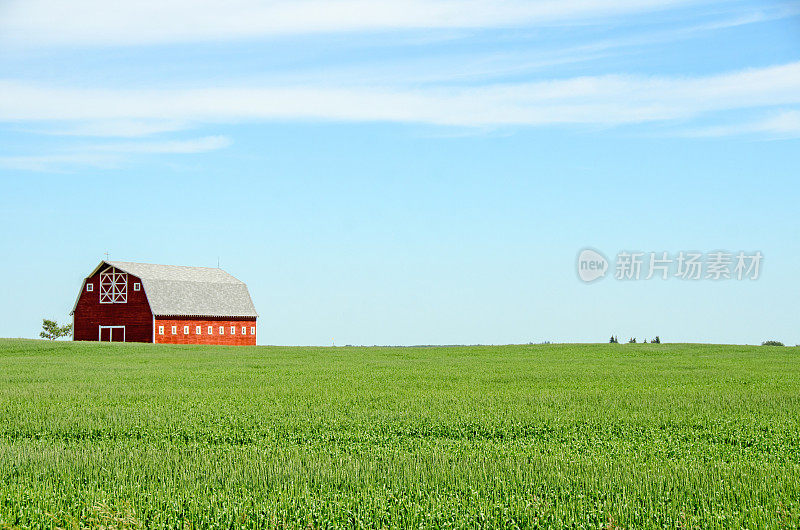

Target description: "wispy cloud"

left=684, top=110, right=800, bottom=138
left=302, top=7, right=799, bottom=88
left=0, top=153, right=122, bottom=172
left=3, top=58, right=798, bottom=171
left=39, top=120, right=190, bottom=138
left=85, top=135, right=232, bottom=154
left=0, top=136, right=232, bottom=171
left=0, top=0, right=704, bottom=47
left=2, top=62, right=799, bottom=128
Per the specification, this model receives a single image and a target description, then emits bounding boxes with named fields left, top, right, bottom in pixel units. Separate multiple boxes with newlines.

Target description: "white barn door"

left=98, top=325, right=125, bottom=342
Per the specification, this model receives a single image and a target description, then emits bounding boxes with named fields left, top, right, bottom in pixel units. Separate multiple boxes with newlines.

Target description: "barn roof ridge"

left=109, top=260, right=229, bottom=270
left=105, top=260, right=245, bottom=284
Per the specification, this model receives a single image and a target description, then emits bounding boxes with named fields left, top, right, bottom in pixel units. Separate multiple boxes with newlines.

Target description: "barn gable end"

left=72, top=265, right=153, bottom=342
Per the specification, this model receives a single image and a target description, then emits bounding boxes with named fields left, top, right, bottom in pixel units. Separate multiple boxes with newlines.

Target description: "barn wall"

left=154, top=317, right=257, bottom=345
left=73, top=270, right=153, bottom=343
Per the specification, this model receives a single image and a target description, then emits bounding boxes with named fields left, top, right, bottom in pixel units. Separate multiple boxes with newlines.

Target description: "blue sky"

left=0, top=0, right=798, bottom=345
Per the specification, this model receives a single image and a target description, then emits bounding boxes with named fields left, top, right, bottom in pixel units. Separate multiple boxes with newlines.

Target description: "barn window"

left=183, top=326, right=189, bottom=334
left=158, top=326, right=164, bottom=335
left=219, top=326, right=224, bottom=335
left=171, top=326, right=176, bottom=334
left=208, top=326, right=213, bottom=334
left=196, top=326, right=201, bottom=334
left=99, top=267, right=127, bottom=304
left=250, top=327, right=255, bottom=335
left=242, top=326, right=246, bottom=335
left=133, top=283, right=140, bottom=291
left=230, top=326, right=235, bottom=334
left=86, top=283, right=93, bottom=292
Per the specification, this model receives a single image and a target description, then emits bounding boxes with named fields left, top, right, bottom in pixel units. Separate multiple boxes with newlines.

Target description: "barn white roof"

left=71, top=260, right=258, bottom=318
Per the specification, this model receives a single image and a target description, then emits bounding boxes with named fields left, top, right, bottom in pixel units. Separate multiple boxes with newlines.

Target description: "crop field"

left=0, top=339, right=799, bottom=528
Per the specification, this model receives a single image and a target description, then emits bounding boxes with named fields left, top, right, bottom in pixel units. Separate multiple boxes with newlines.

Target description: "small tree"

left=609, top=335, right=619, bottom=344
left=650, top=336, right=661, bottom=344
left=761, top=340, right=784, bottom=346
left=40, top=319, right=73, bottom=341
left=628, top=337, right=636, bottom=344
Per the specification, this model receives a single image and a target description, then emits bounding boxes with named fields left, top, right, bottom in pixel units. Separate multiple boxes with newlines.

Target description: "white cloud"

left=685, top=110, right=800, bottom=138
left=201, top=6, right=794, bottom=90
left=1, top=62, right=799, bottom=128
left=41, top=120, right=190, bottom=138
left=2, top=62, right=798, bottom=171
left=85, top=135, right=232, bottom=153
left=0, top=136, right=232, bottom=171
left=0, top=0, right=702, bottom=47
left=760, top=110, right=800, bottom=133
left=0, top=153, right=122, bottom=172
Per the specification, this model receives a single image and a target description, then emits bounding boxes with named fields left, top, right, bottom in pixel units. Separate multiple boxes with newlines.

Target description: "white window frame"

left=219, top=326, right=224, bottom=335
left=158, top=326, right=164, bottom=335
left=230, top=326, right=235, bottom=334
left=99, top=266, right=127, bottom=304
left=208, top=326, right=213, bottom=334
left=133, top=283, right=141, bottom=291
left=183, top=326, right=189, bottom=334
left=250, top=327, right=255, bottom=335
left=171, top=326, right=177, bottom=335
left=86, top=283, right=93, bottom=292
left=196, top=326, right=201, bottom=335
left=242, top=326, right=246, bottom=335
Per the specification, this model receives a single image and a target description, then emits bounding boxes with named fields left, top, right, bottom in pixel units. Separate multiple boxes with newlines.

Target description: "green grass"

left=1, top=339, right=799, bottom=528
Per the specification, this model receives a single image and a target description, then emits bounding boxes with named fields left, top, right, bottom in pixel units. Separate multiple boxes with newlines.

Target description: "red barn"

left=71, top=260, right=258, bottom=345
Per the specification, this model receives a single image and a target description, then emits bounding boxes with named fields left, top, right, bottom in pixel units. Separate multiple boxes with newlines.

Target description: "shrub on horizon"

left=40, top=319, right=73, bottom=341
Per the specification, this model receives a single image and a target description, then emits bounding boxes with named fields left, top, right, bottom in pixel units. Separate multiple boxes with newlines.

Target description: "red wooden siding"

left=154, top=317, right=256, bottom=345
left=73, top=270, right=153, bottom=343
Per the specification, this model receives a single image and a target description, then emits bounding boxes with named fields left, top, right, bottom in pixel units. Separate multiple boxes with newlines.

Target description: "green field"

left=1, top=339, right=799, bottom=528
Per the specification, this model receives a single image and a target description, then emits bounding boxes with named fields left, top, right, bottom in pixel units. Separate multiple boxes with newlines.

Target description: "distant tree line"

left=608, top=336, right=789, bottom=346
left=609, top=335, right=660, bottom=344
